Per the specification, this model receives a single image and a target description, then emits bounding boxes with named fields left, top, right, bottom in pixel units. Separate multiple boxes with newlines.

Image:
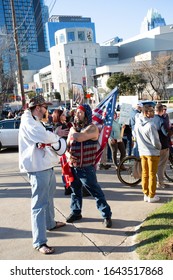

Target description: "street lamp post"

left=10, top=0, right=25, bottom=108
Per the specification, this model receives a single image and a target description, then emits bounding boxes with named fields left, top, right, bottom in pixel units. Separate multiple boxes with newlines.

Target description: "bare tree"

left=133, top=53, right=173, bottom=100
left=0, top=28, right=16, bottom=106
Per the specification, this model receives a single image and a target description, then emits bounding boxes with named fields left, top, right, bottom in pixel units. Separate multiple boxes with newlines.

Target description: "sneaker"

left=103, top=217, right=112, bottom=228
left=99, top=164, right=111, bottom=170
left=144, top=194, right=148, bottom=202
left=66, top=213, right=82, bottom=223
left=148, top=195, right=160, bottom=203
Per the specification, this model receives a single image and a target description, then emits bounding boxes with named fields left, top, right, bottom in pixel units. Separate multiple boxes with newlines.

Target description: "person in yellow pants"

left=135, top=104, right=161, bottom=203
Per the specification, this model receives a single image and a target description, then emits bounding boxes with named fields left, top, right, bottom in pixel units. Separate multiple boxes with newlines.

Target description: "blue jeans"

left=123, top=135, right=132, bottom=156
left=28, top=168, right=56, bottom=248
left=70, top=165, right=112, bottom=219
left=133, top=141, right=140, bottom=157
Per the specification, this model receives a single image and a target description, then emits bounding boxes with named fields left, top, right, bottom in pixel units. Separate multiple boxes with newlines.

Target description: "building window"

left=84, top=49, right=86, bottom=53
left=67, top=31, right=75, bottom=42
left=108, top=53, right=118, bottom=58
left=59, top=34, right=65, bottom=43
left=59, top=61, right=62, bottom=68
left=70, top=50, right=73, bottom=54
left=78, top=31, right=85, bottom=41
left=95, top=58, right=98, bottom=66
left=87, top=31, right=92, bottom=41
left=71, top=59, right=74, bottom=66
left=84, top=57, right=88, bottom=66
left=46, top=83, right=49, bottom=92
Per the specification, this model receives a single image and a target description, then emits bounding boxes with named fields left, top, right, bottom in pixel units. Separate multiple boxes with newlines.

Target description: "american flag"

left=92, top=87, right=118, bottom=164
left=60, top=87, right=118, bottom=187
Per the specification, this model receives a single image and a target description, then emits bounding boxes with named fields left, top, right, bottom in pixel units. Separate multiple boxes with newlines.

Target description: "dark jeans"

left=123, top=135, right=132, bottom=156
left=107, top=144, right=112, bottom=161
left=70, top=165, right=112, bottom=219
left=132, top=141, right=140, bottom=157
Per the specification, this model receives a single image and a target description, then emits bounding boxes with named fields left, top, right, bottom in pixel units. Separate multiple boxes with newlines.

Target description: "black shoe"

left=99, top=164, right=111, bottom=170
left=64, top=187, right=72, bottom=195
left=104, top=217, right=112, bottom=228
left=66, top=213, right=82, bottom=223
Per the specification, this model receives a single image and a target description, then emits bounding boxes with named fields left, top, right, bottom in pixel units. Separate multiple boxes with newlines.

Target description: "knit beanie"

left=77, top=104, right=92, bottom=124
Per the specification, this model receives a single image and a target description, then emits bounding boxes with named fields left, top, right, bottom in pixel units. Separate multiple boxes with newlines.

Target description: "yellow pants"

left=140, top=155, right=160, bottom=198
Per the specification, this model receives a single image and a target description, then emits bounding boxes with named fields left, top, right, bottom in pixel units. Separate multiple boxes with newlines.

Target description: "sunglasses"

left=41, top=105, right=48, bottom=110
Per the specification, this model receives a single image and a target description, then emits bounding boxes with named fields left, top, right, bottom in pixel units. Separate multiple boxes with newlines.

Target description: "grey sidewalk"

left=0, top=152, right=173, bottom=260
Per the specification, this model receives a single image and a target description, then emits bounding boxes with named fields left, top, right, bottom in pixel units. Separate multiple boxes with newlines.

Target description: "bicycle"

left=117, top=155, right=141, bottom=186
left=164, top=149, right=173, bottom=182
left=117, top=150, right=173, bottom=186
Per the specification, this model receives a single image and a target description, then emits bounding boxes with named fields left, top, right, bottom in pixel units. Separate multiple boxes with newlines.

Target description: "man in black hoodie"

left=153, top=104, right=169, bottom=189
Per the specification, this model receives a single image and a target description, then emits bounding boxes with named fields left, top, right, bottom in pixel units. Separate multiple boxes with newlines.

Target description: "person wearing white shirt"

left=19, top=95, right=66, bottom=254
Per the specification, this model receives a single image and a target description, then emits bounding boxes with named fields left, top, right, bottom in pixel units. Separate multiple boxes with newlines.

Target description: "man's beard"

left=74, top=117, right=86, bottom=132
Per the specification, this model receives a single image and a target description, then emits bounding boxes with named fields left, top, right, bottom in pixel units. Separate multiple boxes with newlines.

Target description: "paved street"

left=0, top=148, right=173, bottom=260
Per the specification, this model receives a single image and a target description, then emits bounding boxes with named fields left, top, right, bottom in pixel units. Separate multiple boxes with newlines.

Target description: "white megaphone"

left=51, top=138, right=67, bottom=156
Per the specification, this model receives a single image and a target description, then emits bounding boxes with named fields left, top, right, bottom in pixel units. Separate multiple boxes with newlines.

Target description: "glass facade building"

left=0, top=0, right=48, bottom=52
left=140, top=8, right=166, bottom=34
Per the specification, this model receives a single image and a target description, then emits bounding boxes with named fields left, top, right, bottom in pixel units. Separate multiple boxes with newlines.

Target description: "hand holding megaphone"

left=51, top=138, right=67, bottom=156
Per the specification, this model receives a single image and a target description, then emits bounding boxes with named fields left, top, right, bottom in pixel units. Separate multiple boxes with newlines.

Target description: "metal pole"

left=10, top=0, right=25, bottom=108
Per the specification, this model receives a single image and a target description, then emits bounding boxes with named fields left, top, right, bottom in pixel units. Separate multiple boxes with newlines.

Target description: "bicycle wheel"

left=117, top=156, right=141, bottom=186
left=164, top=159, right=173, bottom=182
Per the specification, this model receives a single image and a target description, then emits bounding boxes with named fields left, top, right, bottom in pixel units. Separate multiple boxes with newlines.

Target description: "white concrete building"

left=30, top=24, right=173, bottom=101
left=49, top=27, right=101, bottom=102
left=94, top=25, right=173, bottom=92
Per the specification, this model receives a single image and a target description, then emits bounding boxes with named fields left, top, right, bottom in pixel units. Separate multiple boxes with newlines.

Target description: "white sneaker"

left=148, top=195, right=160, bottom=203
left=144, top=194, right=148, bottom=202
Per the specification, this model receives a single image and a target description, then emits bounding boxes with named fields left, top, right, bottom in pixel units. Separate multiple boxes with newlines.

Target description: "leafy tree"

left=27, top=91, right=36, bottom=100
left=106, top=72, right=146, bottom=98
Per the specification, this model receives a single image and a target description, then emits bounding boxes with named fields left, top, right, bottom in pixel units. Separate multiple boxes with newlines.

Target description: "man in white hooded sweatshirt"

left=135, top=104, right=161, bottom=203
left=19, top=95, right=67, bottom=254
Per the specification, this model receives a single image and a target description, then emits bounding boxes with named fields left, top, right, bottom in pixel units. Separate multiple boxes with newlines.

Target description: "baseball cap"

left=29, top=95, right=52, bottom=108
left=137, top=102, right=143, bottom=107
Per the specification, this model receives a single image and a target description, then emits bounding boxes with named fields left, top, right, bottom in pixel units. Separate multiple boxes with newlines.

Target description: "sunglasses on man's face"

left=41, top=105, right=48, bottom=110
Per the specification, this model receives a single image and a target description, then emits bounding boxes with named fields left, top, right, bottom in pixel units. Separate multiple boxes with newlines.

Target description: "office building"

left=45, top=15, right=96, bottom=50
left=140, top=8, right=166, bottom=34
left=0, top=0, right=48, bottom=52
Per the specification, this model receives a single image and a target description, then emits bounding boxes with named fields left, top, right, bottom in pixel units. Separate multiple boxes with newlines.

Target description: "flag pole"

left=84, top=62, right=89, bottom=104
left=67, top=56, right=72, bottom=89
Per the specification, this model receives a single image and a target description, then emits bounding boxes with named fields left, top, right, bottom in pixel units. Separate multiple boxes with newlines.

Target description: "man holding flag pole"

left=64, top=87, right=118, bottom=228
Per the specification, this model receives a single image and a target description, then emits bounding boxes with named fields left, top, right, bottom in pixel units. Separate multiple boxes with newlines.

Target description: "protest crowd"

left=17, top=91, right=173, bottom=255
